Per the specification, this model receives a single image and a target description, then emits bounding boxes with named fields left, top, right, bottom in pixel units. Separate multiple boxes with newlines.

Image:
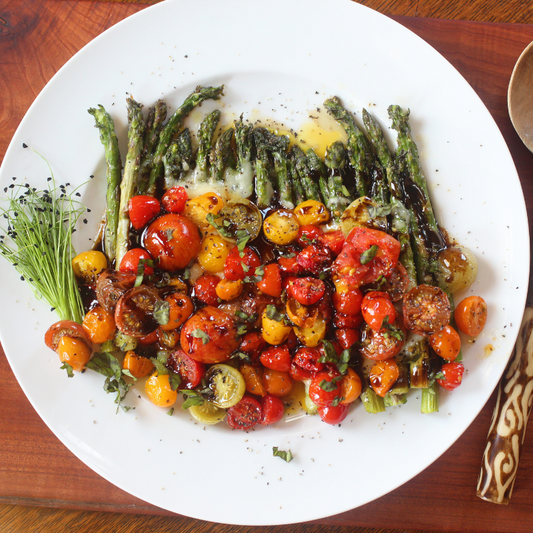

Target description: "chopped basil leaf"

left=154, top=300, right=170, bottom=326
left=60, top=361, right=74, bottom=378
left=169, top=371, right=182, bottom=391
left=360, top=244, right=379, bottom=265
left=236, top=230, right=250, bottom=252
left=150, top=351, right=170, bottom=375
left=181, top=391, right=205, bottom=409
left=273, top=446, right=293, bottom=463
left=167, top=408, right=174, bottom=416
left=265, top=304, right=284, bottom=322
left=319, top=378, right=342, bottom=392
left=230, top=351, right=252, bottom=363
left=164, top=228, right=174, bottom=242
left=237, top=324, right=248, bottom=335
left=368, top=203, right=393, bottom=218
left=191, top=328, right=210, bottom=344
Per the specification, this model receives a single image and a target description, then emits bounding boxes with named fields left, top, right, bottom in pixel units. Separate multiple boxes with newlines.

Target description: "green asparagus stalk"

left=142, top=85, right=224, bottom=195
left=266, top=132, right=294, bottom=209
left=196, top=109, right=221, bottom=181
left=287, top=147, right=306, bottom=206
left=88, top=104, right=123, bottom=263
left=116, top=97, right=145, bottom=268
left=253, top=128, right=275, bottom=208
left=324, top=140, right=353, bottom=218
left=292, top=144, right=322, bottom=202
left=139, top=99, right=167, bottom=190
left=234, top=118, right=255, bottom=199
left=211, top=127, right=235, bottom=182
left=306, top=148, right=329, bottom=204
left=162, top=128, right=193, bottom=187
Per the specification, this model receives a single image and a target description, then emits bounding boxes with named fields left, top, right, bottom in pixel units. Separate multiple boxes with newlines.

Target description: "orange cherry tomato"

left=262, top=368, right=294, bottom=397
left=403, top=284, right=451, bottom=336
left=454, top=296, right=487, bottom=336
left=240, top=363, right=266, bottom=397
left=215, top=278, right=243, bottom=301
left=45, top=320, right=92, bottom=352
left=160, top=292, right=194, bottom=331
left=122, top=350, right=154, bottom=378
left=82, top=305, right=116, bottom=344
left=369, top=359, right=400, bottom=397
left=145, top=373, right=178, bottom=407
left=56, top=335, right=92, bottom=372
left=429, top=324, right=461, bottom=361
left=340, top=368, right=362, bottom=404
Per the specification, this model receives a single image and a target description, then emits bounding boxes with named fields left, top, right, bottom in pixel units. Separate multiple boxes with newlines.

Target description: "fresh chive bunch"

left=0, top=166, right=86, bottom=324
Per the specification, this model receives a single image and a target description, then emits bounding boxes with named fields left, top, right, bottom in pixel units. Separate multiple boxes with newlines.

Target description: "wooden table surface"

left=2, top=0, right=533, bottom=532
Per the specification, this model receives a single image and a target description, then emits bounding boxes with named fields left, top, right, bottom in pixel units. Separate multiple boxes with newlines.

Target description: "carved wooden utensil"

left=477, top=307, right=533, bottom=504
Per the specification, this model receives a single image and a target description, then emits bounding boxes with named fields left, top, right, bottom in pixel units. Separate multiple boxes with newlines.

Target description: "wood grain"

left=2, top=1, right=533, bottom=532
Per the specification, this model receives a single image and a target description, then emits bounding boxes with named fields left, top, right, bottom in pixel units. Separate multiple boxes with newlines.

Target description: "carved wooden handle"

left=477, top=307, right=533, bottom=504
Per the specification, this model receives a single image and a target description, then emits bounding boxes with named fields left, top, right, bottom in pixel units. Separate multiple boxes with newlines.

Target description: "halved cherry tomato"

left=143, top=213, right=201, bottom=271
left=82, top=305, right=116, bottom=344
left=240, top=363, right=266, bottom=396
left=361, top=291, right=396, bottom=331
left=286, top=276, right=325, bottom=306
left=296, top=244, right=331, bottom=275
left=260, top=394, right=285, bottom=425
left=239, top=332, right=267, bottom=363
left=45, top=320, right=92, bottom=352
left=262, top=368, right=294, bottom=397
left=332, top=285, right=363, bottom=316
left=317, top=403, right=349, bottom=425
left=224, top=246, right=262, bottom=281
left=166, top=348, right=205, bottom=389
left=161, top=186, right=188, bottom=214
left=293, top=346, right=325, bottom=374
left=157, top=328, right=179, bottom=349
left=260, top=345, right=292, bottom=372
left=334, top=328, right=360, bottom=350
left=122, top=350, right=154, bottom=378
left=403, top=284, right=451, bottom=336
left=193, top=274, right=220, bottom=306
left=180, top=306, right=240, bottom=364
left=340, top=368, right=362, bottom=404
left=319, top=229, right=345, bottom=256
left=227, top=395, right=262, bottom=430
left=381, top=262, right=411, bottom=302
left=128, top=195, right=161, bottom=230
left=160, top=292, right=194, bottom=331
left=95, top=269, right=136, bottom=313
left=369, top=359, right=400, bottom=397
left=119, top=248, right=154, bottom=276
left=360, top=319, right=405, bottom=361
left=331, top=243, right=370, bottom=288
left=297, top=224, right=324, bottom=247
left=286, top=297, right=319, bottom=328
left=137, top=330, right=159, bottom=346
left=454, top=296, right=487, bottom=337
left=256, top=263, right=282, bottom=297
left=114, top=285, right=163, bottom=337
left=437, top=362, right=465, bottom=391
left=429, top=324, right=461, bottom=361
left=308, top=369, right=342, bottom=407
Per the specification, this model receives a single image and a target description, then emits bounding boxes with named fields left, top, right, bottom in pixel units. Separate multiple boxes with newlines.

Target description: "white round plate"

left=0, top=0, right=529, bottom=525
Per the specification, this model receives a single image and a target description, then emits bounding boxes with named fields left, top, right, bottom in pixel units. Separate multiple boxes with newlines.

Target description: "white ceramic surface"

left=0, top=0, right=529, bottom=525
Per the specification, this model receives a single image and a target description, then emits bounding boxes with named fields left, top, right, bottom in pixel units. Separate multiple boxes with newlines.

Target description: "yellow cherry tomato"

left=82, top=305, right=116, bottom=344
left=294, top=200, right=330, bottom=226
left=72, top=250, right=108, bottom=284
left=122, top=350, right=154, bottom=378
left=183, top=192, right=224, bottom=230
left=293, top=315, right=327, bottom=347
left=215, top=278, right=243, bottom=301
left=189, top=401, right=226, bottom=425
left=205, top=364, right=246, bottom=409
left=56, top=336, right=92, bottom=372
left=263, top=209, right=300, bottom=246
left=197, top=234, right=232, bottom=273
left=261, top=307, right=292, bottom=345
left=145, top=374, right=178, bottom=407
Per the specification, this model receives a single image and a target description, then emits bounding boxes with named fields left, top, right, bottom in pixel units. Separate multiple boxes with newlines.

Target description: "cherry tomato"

left=143, top=213, right=201, bottom=271
left=360, top=320, right=405, bottom=361
left=122, top=351, right=154, bottom=378
left=45, top=320, right=92, bottom=352
left=128, top=195, right=161, bottom=230
left=224, top=246, right=261, bottom=281
left=145, top=373, right=178, bottom=407
left=56, top=336, right=92, bottom=372
left=160, top=292, right=194, bottom=331
left=260, top=394, right=285, bottom=425
left=180, top=306, right=240, bottom=364
left=262, top=368, right=294, bottom=397
left=340, top=368, right=362, bottom=404
left=403, top=284, right=451, bottom=336
left=361, top=291, right=396, bottom=331
left=240, top=363, right=266, bottom=396
left=286, top=276, right=325, bottom=306
left=193, top=274, right=220, bottom=306
left=278, top=255, right=303, bottom=276
left=334, top=328, right=360, bottom=350
left=82, top=305, right=116, bottom=344
left=289, top=362, right=313, bottom=381
left=317, top=403, right=349, bottom=425
left=309, top=370, right=342, bottom=407
left=227, top=395, right=263, bottom=430
left=137, top=330, right=159, bottom=346
left=346, top=227, right=401, bottom=283
left=319, top=229, right=345, bottom=256
left=260, top=345, right=292, bottom=372
left=161, top=186, right=188, bottom=214
left=369, top=359, right=400, bottom=397
left=119, top=248, right=154, bottom=276
left=256, top=263, right=282, bottom=297
left=454, top=296, right=487, bottom=336
left=333, top=312, right=364, bottom=330
left=381, top=262, right=411, bottom=302
left=166, top=348, right=205, bottom=389
left=296, top=224, right=324, bottom=247
left=239, top=332, right=267, bottom=363
left=215, top=278, right=243, bottom=301
left=296, top=244, right=331, bottom=275
left=157, top=328, right=179, bottom=349
left=95, top=269, right=136, bottom=313
left=437, top=362, right=465, bottom=391
left=293, top=346, right=325, bottom=373
left=429, top=324, right=461, bottom=361
left=114, top=285, right=163, bottom=337
left=332, top=286, right=363, bottom=316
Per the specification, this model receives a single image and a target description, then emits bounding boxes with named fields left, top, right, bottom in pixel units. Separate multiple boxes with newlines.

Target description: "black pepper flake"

left=22, top=143, right=28, bottom=148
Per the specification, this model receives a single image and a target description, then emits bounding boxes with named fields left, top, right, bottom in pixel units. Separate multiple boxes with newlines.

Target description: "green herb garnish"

left=273, top=446, right=293, bottom=463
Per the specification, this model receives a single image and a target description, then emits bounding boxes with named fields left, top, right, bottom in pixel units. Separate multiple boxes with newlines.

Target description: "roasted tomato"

left=296, top=244, right=331, bottom=275
left=437, top=362, right=465, bottom=391
left=143, top=213, right=201, bottom=271
left=332, top=284, right=363, bottom=316
left=309, top=369, right=342, bottom=407
left=45, top=320, right=92, bottom=352
left=238, top=331, right=267, bottom=363
left=318, top=403, right=349, bottom=425
left=95, top=269, right=136, bottom=313
left=180, top=306, right=240, bottom=364
left=296, top=224, right=324, bottom=247
left=256, top=263, right=282, bottom=298
left=454, top=295, right=487, bottom=337
left=119, top=248, right=155, bottom=276
left=429, top=324, right=461, bottom=361
left=286, top=276, right=325, bottom=306
left=193, top=274, right=220, bottom=306
left=114, top=285, right=163, bottom=337
left=160, top=292, right=194, bottom=331
left=369, top=359, right=400, bottom=397
left=259, top=345, right=292, bottom=372
left=128, top=195, right=161, bottom=230
left=224, top=245, right=261, bottom=281
left=259, top=394, right=285, bottom=425
left=360, top=318, right=406, bottom=361
left=166, top=348, right=205, bottom=389
left=293, top=346, right=325, bottom=374
left=361, top=291, right=396, bottom=331
left=403, top=284, right=451, bottom=336
left=161, top=186, right=188, bottom=214
left=227, top=395, right=263, bottom=430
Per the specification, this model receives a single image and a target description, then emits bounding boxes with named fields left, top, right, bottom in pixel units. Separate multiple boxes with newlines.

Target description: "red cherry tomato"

left=45, top=320, right=92, bottom=352
left=297, top=224, right=324, bottom=247
left=360, top=319, right=405, bottom=361
left=95, top=269, right=136, bottom=313
left=293, top=347, right=325, bottom=374
left=119, top=248, right=154, bottom=276
left=429, top=324, right=461, bottom=361
left=161, top=186, right=188, bottom=213
left=262, top=369, right=294, bottom=397
left=403, top=284, right=451, bottom=336
left=286, top=276, right=325, bottom=306
left=166, top=348, right=205, bottom=389
left=180, top=306, right=240, bottom=364
left=224, top=246, right=262, bottom=281
left=143, top=214, right=201, bottom=271
left=296, top=244, right=331, bottom=275
left=309, top=370, right=342, bottom=407
left=227, top=395, right=263, bottom=430
left=193, top=274, right=220, bottom=306
left=317, top=403, right=349, bottom=425
left=260, top=345, right=292, bottom=372
left=260, top=394, right=285, bottom=425
left=333, top=312, right=364, bottom=330
left=454, top=296, right=487, bottom=337
left=128, top=195, right=161, bottom=230
left=256, top=263, right=282, bottom=297
left=361, top=291, right=396, bottom=331
left=289, top=362, right=313, bottom=381
left=278, top=255, right=303, bottom=276
left=332, top=286, right=363, bottom=316
left=437, top=362, right=465, bottom=391
left=239, top=332, right=267, bottom=363
left=114, top=285, right=163, bottom=337
left=331, top=243, right=370, bottom=288
left=319, top=229, right=345, bottom=257
left=334, top=328, right=360, bottom=350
